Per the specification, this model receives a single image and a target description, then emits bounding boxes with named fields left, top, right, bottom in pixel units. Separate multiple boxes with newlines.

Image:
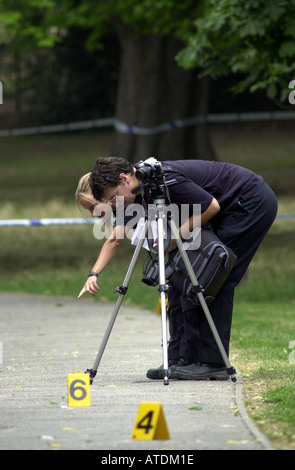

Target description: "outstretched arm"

left=78, top=225, right=125, bottom=298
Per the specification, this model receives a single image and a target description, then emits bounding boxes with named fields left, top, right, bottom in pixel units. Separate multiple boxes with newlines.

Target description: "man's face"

left=102, top=172, right=139, bottom=206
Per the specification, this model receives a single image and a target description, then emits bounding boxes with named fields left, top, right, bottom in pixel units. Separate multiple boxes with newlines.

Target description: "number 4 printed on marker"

left=136, top=410, right=154, bottom=434
left=132, top=402, right=170, bottom=440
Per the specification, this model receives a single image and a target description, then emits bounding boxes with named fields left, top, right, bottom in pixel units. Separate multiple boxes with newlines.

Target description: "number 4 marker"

left=132, top=402, right=170, bottom=440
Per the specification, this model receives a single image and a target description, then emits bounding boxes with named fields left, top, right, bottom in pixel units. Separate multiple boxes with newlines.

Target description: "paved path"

left=0, top=293, right=274, bottom=451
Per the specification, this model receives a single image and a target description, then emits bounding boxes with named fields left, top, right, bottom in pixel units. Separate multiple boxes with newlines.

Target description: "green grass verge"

left=231, top=302, right=295, bottom=449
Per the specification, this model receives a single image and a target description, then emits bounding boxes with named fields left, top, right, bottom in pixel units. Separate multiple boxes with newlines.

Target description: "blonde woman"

left=75, top=172, right=121, bottom=298
left=75, top=172, right=98, bottom=217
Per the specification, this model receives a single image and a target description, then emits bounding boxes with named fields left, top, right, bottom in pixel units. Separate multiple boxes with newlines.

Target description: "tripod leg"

left=169, top=219, right=237, bottom=382
left=156, top=203, right=170, bottom=385
left=85, top=219, right=150, bottom=384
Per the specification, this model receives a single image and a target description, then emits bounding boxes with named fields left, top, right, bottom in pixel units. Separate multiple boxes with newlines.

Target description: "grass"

left=1, top=124, right=295, bottom=449
left=231, top=301, right=295, bottom=449
left=0, top=225, right=160, bottom=309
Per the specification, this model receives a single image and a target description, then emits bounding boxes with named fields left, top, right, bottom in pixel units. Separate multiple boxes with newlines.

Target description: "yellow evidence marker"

left=67, top=373, right=90, bottom=407
left=132, top=402, right=170, bottom=440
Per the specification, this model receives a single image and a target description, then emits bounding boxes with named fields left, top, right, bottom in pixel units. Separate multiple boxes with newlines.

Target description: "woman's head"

left=75, top=172, right=98, bottom=216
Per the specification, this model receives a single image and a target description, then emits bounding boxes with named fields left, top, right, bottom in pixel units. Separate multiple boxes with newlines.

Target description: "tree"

left=75, top=0, right=216, bottom=159
left=176, top=0, right=295, bottom=104
left=112, top=20, right=215, bottom=160
left=0, top=0, right=217, bottom=161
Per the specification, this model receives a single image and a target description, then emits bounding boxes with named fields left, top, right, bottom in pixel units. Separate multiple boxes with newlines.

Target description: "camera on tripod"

left=135, top=157, right=164, bottom=181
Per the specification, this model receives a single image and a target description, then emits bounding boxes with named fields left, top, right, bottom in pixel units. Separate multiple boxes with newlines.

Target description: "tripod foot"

left=85, top=368, right=97, bottom=385
left=163, top=370, right=169, bottom=385
left=226, top=366, right=237, bottom=382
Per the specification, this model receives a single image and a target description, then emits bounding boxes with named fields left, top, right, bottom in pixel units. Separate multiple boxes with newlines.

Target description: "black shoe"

left=146, top=357, right=193, bottom=380
left=174, top=357, right=193, bottom=367
left=146, top=359, right=178, bottom=380
left=174, top=362, right=229, bottom=381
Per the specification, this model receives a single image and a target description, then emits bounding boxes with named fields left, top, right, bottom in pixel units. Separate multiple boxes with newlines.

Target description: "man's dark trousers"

left=168, top=182, right=278, bottom=365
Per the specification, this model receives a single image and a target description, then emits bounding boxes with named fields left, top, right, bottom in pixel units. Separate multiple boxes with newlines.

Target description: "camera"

left=135, top=157, right=163, bottom=181
left=134, top=157, right=172, bottom=203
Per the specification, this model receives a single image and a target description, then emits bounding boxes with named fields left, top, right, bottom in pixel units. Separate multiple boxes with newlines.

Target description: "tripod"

left=85, top=203, right=170, bottom=385
left=85, top=162, right=237, bottom=385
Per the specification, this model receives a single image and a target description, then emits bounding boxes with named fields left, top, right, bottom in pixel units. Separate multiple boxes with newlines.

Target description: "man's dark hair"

left=90, top=156, right=134, bottom=201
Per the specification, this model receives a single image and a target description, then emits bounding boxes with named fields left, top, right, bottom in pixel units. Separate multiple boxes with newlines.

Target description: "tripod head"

left=132, top=157, right=175, bottom=204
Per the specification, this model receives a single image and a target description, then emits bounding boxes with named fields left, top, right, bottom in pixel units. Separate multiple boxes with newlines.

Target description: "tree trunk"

left=112, top=22, right=216, bottom=162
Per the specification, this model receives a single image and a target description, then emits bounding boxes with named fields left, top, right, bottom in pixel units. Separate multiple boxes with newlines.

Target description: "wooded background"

left=1, top=0, right=295, bottom=161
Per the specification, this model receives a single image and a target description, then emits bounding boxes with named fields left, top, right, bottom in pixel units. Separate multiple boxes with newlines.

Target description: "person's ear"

left=119, top=173, right=129, bottom=184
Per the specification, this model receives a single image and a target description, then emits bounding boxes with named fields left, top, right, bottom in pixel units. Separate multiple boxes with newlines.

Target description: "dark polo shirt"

left=161, top=160, right=264, bottom=213
left=118, top=159, right=264, bottom=226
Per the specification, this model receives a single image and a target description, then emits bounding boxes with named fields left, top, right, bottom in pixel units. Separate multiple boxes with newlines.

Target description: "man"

left=78, top=156, right=277, bottom=381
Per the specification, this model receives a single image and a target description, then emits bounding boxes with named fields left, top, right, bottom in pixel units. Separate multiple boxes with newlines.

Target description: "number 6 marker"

left=68, top=373, right=91, bottom=407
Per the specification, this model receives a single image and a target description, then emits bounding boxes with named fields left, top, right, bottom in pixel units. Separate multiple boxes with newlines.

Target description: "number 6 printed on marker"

left=68, top=373, right=91, bottom=407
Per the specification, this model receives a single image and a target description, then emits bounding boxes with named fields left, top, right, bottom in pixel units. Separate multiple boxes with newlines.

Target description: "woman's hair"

left=75, top=172, right=97, bottom=210
left=90, top=156, right=134, bottom=201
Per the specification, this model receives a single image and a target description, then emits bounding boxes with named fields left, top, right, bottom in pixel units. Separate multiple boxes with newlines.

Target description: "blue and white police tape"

left=1, top=111, right=295, bottom=137
left=0, top=214, right=294, bottom=228
left=114, top=111, right=295, bottom=135
left=276, top=214, right=295, bottom=220
left=0, top=218, right=96, bottom=227
left=0, top=118, right=115, bottom=137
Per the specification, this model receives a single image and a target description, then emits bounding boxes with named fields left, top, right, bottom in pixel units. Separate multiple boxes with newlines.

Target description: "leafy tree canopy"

left=176, top=0, right=295, bottom=103
left=0, top=0, right=200, bottom=51
left=1, top=0, right=295, bottom=103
